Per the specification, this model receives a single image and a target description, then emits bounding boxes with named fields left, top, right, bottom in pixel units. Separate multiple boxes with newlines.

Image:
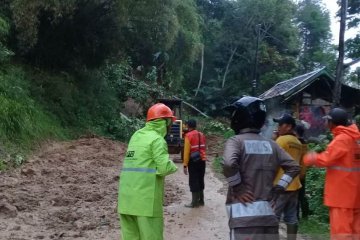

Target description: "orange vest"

left=304, top=124, right=360, bottom=208
left=187, top=130, right=206, bottom=156
left=183, top=130, right=206, bottom=167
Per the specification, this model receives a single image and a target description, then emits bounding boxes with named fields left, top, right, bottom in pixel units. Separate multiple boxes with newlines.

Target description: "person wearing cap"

left=272, top=113, right=303, bottom=240
left=183, top=119, right=207, bottom=208
left=118, top=103, right=178, bottom=240
left=222, top=96, right=300, bottom=240
left=304, top=107, right=360, bottom=239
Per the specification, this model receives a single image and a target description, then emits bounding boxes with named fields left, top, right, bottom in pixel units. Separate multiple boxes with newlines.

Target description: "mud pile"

left=0, top=137, right=183, bottom=239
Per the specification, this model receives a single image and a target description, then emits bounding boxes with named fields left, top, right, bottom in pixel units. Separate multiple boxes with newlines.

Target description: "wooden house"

left=259, top=67, right=360, bottom=137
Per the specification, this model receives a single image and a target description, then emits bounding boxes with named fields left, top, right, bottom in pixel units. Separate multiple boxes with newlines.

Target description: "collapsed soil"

left=0, top=137, right=186, bottom=240
left=0, top=134, right=303, bottom=240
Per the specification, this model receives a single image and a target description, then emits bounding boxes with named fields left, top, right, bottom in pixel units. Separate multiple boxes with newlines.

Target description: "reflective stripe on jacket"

left=183, top=130, right=206, bottom=167
left=222, top=129, right=300, bottom=228
left=118, top=119, right=178, bottom=217
left=274, top=134, right=302, bottom=191
left=304, top=124, right=360, bottom=208
left=226, top=201, right=277, bottom=228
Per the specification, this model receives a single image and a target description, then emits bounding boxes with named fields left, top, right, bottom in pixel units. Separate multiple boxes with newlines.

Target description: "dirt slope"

left=0, top=137, right=125, bottom=239
left=0, top=136, right=229, bottom=240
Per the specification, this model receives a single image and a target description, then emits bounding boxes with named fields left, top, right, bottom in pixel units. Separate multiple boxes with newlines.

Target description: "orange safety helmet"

left=146, top=103, right=176, bottom=122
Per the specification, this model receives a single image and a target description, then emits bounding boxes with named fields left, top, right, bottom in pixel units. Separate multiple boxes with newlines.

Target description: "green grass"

left=0, top=61, right=149, bottom=170
left=299, top=216, right=330, bottom=239
left=0, top=65, right=69, bottom=170
left=212, top=156, right=223, bottom=173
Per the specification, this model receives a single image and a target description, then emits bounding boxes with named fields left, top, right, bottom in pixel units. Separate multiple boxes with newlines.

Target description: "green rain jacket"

left=118, top=119, right=178, bottom=217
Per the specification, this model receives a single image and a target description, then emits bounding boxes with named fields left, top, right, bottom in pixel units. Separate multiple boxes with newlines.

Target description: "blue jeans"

left=274, top=190, right=299, bottom=224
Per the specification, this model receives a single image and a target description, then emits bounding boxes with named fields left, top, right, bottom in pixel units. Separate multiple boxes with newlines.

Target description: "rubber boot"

left=199, top=191, right=204, bottom=206
left=185, top=192, right=200, bottom=208
left=287, top=224, right=298, bottom=240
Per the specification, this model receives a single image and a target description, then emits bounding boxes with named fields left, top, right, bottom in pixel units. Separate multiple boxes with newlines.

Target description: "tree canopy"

left=0, top=0, right=344, bottom=116
left=296, top=0, right=335, bottom=72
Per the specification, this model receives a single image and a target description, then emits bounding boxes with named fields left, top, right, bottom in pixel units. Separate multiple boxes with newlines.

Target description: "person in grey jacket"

left=222, top=96, right=300, bottom=240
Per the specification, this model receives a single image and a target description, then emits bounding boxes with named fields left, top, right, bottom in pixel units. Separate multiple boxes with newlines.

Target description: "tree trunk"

left=333, top=0, right=348, bottom=107
left=221, top=46, right=237, bottom=88
left=195, top=45, right=205, bottom=97
left=252, top=24, right=261, bottom=96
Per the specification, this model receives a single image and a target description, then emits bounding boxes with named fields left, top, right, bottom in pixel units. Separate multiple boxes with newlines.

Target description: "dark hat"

left=273, top=113, right=296, bottom=127
left=323, top=108, right=349, bottom=126
left=185, top=119, right=197, bottom=128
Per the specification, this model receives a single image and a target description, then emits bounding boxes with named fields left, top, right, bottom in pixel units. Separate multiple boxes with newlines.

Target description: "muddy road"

left=0, top=136, right=229, bottom=240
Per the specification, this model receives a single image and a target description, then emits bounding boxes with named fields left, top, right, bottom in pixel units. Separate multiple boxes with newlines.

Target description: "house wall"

left=261, top=71, right=360, bottom=139
left=264, top=93, right=332, bottom=140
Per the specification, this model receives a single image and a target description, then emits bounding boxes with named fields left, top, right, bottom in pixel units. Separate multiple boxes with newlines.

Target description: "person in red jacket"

left=304, top=108, right=360, bottom=239
left=183, top=119, right=207, bottom=208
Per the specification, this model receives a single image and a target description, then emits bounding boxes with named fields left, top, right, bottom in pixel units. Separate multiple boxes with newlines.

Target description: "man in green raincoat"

left=118, top=103, right=178, bottom=240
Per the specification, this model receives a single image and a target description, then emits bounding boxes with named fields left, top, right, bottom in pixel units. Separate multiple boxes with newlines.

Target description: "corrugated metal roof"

left=259, top=67, right=329, bottom=100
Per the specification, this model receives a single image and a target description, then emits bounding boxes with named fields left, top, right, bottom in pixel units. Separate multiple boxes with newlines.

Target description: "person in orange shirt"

left=183, top=119, right=207, bottom=208
left=304, top=108, right=360, bottom=239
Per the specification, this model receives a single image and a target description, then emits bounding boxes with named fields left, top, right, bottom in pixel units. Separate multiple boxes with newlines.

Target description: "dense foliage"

left=0, top=0, right=338, bottom=119
left=296, top=0, right=336, bottom=72
left=344, top=0, right=360, bottom=71
left=0, top=0, right=355, bottom=165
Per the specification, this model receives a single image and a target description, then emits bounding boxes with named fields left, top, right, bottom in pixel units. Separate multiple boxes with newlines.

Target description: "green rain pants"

left=120, top=214, right=164, bottom=240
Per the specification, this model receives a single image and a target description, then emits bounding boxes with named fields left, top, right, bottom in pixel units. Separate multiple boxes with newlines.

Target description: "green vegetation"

left=0, top=0, right=353, bottom=123
left=199, top=119, right=231, bottom=135
left=212, top=156, right=223, bottom=174
left=301, top=133, right=334, bottom=230
left=0, top=15, right=13, bottom=61
left=298, top=217, right=330, bottom=239
left=0, top=65, right=65, bottom=170
left=0, top=4, right=355, bottom=233
left=306, top=167, right=329, bottom=223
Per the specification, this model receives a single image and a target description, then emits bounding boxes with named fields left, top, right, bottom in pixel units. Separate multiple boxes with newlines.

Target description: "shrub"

left=305, top=132, right=333, bottom=224
left=106, top=117, right=144, bottom=142
left=0, top=66, right=64, bottom=143
left=212, top=156, right=223, bottom=174
left=306, top=167, right=329, bottom=223
left=199, top=118, right=231, bottom=135
left=0, top=65, right=66, bottom=167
